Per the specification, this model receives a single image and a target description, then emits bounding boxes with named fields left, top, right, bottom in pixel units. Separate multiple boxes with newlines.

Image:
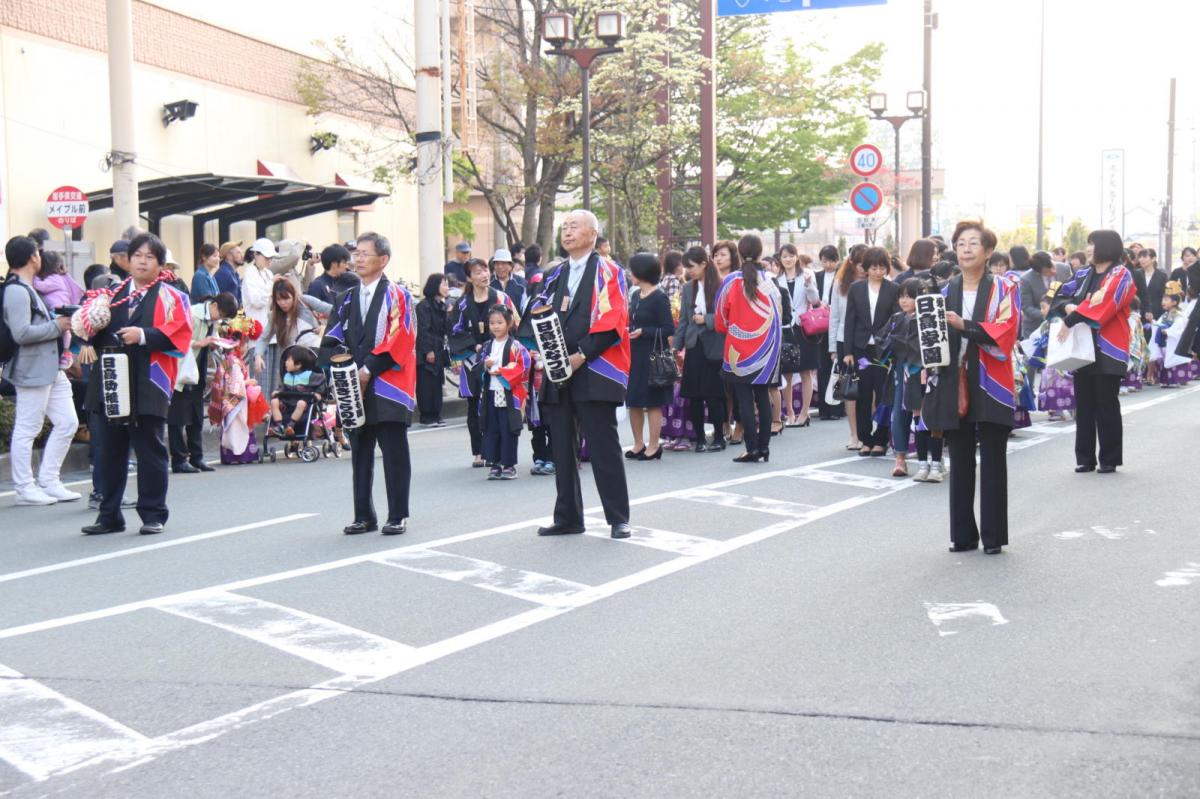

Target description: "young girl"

left=1032, top=287, right=1075, bottom=419
left=1122, top=297, right=1148, bottom=394
left=269, top=345, right=326, bottom=437
left=479, top=304, right=531, bottom=480
left=1153, top=282, right=1190, bottom=387
left=33, top=250, right=85, bottom=368
left=881, top=279, right=944, bottom=481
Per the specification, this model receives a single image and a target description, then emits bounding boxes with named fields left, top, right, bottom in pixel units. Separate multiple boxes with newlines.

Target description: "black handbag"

left=780, top=340, right=804, bottom=374
left=648, top=329, right=680, bottom=387
left=833, top=363, right=860, bottom=402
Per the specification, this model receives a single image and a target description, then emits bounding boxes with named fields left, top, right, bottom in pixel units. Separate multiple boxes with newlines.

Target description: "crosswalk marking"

left=678, top=488, right=820, bottom=518
left=788, top=469, right=899, bottom=491
left=584, top=519, right=720, bottom=557
left=371, top=550, right=589, bottom=607
left=157, top=593, right=415, bottom=678
left=0, top=663, right=149, bottom=782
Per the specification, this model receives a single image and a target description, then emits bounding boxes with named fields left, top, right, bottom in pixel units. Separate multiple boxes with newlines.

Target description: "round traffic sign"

left=849, top=144, right=883, bottom=178
left=46, top=186, right=89, bottom=231
left=850, top=182, right=884, bottom=216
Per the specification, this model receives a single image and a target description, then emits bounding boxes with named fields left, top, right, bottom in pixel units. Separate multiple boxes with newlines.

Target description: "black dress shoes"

left=191, top=461, right=215, bottom=472
left=983, top=546, right=1003, bottom=555
left=611, top=523, right=632, bottom=539
left=1097, top=465, right=1117, bottom=474
left=382, top=519, right=408, bottom=536
left=139, top=522, right=165, bottom=535
left=172, top=463, right=200, bottom=474
left=82, top=522, right=125, bottom=535
left=343, top=521, right=378, bottom=535
left=536, top=523, right=586, bottom=536
left=1074, top=464, right=1096, bottom=473
left=948, top=543, right=978, bottom=552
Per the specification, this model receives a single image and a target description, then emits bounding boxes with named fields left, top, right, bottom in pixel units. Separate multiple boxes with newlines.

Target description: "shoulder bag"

left=648, top=329, right=680, bottom=387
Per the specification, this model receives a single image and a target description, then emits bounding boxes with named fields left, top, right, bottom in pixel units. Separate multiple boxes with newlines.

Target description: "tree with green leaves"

left=1063, top=218, right=1089, bottom=253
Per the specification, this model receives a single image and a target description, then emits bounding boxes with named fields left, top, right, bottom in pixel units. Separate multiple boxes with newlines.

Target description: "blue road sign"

left=850, top=182, right=883, bottom=216
left=718, top=0, right=886, bottom=16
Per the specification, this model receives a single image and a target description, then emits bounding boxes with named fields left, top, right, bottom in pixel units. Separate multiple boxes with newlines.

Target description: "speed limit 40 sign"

left=849, top=144, right=883, bottom=178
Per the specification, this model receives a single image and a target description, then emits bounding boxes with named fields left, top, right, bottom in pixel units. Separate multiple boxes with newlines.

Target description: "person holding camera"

left=2, top=235, right=80, bottom=506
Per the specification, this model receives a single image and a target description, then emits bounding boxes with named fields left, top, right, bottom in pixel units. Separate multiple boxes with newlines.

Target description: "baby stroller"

left=260, top=344, right=343, bottom=463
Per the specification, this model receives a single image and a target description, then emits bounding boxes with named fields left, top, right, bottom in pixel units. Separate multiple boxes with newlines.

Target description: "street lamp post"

left=869, top=91, right=926, bottom=253
left=543, top=10, right=624, bottom=212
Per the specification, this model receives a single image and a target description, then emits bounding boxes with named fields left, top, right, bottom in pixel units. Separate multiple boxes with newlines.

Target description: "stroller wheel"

left=268, top=451, right=277, bottom=463
left=301, top=445, right=320, bottom=463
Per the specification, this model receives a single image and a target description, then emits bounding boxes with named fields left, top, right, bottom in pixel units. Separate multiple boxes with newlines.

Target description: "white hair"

left=565, top=208, right=602, bottom=236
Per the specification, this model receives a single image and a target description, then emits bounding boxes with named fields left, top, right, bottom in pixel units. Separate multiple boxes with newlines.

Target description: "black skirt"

left=791, top=326, right=821, bottom=372
left=680, top=345, right=724, bottom=399
left=626, top=337, right=673, bottom=408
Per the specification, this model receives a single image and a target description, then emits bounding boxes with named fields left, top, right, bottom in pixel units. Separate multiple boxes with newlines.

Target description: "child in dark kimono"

left=480, top=304, right=531, bottom=480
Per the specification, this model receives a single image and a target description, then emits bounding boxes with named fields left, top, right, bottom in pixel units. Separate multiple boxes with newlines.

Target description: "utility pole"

left=1165, top=77, right=1176, bottom=267
left=921, top=0, right=935, bottom=237
left=105, top=0, right=139, bottom=236
left=699, top=0, right=717, bottom=245
left=414, top=0, right=445, bottom=281
left=1035, top=0, right=1045, bottom=250
left=655, top=10, right=672, bottom=247
left=441, top=0, right=454, bottom=204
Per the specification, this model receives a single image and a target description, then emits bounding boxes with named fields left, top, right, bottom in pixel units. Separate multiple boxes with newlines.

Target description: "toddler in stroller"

left=269, top=345, right=326, bottom=437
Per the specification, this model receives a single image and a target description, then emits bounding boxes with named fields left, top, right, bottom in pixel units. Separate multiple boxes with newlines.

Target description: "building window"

left=264, top=223, right=284, bottom=242
left=337, top=210, right=358, bottom=245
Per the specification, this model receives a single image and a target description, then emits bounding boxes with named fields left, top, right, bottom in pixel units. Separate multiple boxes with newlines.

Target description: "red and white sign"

left=849, top=144, right=883, bottom=178
left=46, top=186, right=89, bottom=230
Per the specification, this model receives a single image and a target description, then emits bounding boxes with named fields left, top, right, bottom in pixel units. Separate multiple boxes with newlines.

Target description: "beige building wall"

left=0, top=1, right=419, bottom=284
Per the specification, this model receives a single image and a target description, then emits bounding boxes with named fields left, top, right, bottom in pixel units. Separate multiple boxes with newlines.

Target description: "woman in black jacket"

left=415, top=273, right=451, bottom=426
left=674, top=246, right=727, bottom=452
left=841, top=246, right=901, bottom=456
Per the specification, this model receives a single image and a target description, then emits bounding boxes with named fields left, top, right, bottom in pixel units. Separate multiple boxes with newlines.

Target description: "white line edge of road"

left=0, top=422, right=470, bottom=501
left=0, top=514, right=318, bottom=586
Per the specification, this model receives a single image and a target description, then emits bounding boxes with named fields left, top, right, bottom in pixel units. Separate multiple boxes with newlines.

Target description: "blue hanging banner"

left=718, top=0, right=887, bottom=16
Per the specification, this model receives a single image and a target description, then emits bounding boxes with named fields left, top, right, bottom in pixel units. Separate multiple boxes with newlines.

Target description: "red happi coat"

left=479, top=336, right=532, bottom=435
left=1060, top=264, right=1135, bottom=376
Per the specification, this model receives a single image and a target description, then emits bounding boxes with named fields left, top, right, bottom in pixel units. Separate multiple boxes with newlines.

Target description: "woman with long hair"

left=715, top=235, right=782, bottom=463
left=828, top=243, right=867, bottom=450
left=711, top=240, right=741, bottom=440
left=253, top=278, right=330, bottom=399
left=776, top=245, right=820, bottom=427
left=675, top=246, right=727, bottom=452
left=416, top=273, right=452, bottom=426
left=842, top=246, right=900, bottom=457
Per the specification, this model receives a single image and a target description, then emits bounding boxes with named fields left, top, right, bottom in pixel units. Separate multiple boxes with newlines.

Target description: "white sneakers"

left=13, top=483, right=82, bottom=505
left=14, top=487, right=58, bottom=505
left=40, top=483, right=82, bottom=502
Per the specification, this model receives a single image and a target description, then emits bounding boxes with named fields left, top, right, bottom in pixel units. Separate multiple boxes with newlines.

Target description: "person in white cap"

left=490, top=248, right=525, bottom=310
left=241, top=237, right=278, bottom=336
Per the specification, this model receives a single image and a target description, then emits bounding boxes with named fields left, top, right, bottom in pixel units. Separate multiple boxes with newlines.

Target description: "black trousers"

left=530, top=421, right=552, bottom=462
left=732, top=382, right=772, bottom=454
left=853, top=362, right=890, bottom=448
left=350, top=421, right=411, bottom=524
left=93, top=413, right=169, bottom=526
left=416, top=366, right=444, bottom=423
left=815, top=336, right=843, bottom=418
left=168, top=423, right=204, bottom=468
left=1073, top=372, right=1122, bottom=468
left=465, top=395, right=483, bottom=456
left=688, top=395, right=727, bottom=444
left=946, top=421, right=1009, bottom=550
left=544, top=389, right=629, bottom=526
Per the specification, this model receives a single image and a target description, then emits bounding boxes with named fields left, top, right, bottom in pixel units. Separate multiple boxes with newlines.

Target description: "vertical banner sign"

left=1100, top=149, right=1124, bottom=236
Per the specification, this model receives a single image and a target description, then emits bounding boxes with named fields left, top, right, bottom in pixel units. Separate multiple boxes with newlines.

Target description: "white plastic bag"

left=1045, top=319, right=1095, bottom=372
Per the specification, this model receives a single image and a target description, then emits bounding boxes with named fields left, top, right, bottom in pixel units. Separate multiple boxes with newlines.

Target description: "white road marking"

left=0, top=663, right=149, bottom=782
left=583, top=518, right=720, bottom=557
left=372, top=550, right=589, bottom=607
left=1155, top=562, right=1200, bottom=588
left=156, top=592, right=415, bottom=678
left=923, top=602, right=1010, bottom=637
left=788, top=469, right=899, bottom=491
left=678, top=488, right=820, bottom=518
left=0, top=514, right=319, bottom=585
left=1053, top=525, right=1158, bottom=541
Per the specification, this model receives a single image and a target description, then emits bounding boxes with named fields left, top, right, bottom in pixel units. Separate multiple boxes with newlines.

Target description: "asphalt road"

left=0, top=386, right=1198, bottom=798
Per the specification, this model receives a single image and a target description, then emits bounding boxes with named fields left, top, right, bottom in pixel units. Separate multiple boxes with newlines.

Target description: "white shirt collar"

left=361, top=275, right=383, bottom=294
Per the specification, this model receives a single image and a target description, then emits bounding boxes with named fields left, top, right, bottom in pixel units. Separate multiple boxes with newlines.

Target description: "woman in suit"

left=776, top=245, right=821, bottom=427
left=715, top=235, right=782, bottom=463
left=841, top=246, right=900, bottom=457
left=625, top=253, right=675, bottom=460
left=924, top=221, right=1021, bottom=554
left=1051, top=229, right=1135, bottom=474
left=675, top=246, right=727, bottom=452
left=828, top=244, right=866, bottom=450
left=415, top=273, right=451, bottom=426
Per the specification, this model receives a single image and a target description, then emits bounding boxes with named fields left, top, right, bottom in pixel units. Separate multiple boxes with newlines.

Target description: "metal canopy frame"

left=84, top=173, right=385, bottom=244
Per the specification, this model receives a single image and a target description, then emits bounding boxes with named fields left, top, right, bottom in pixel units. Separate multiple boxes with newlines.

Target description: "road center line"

left=0, top=514, right=318, bottom=585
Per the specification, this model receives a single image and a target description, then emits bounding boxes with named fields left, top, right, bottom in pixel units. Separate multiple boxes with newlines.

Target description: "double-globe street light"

left=543, top=10, right=624, bottom=212
left=869, top=91, right=926, bottom=252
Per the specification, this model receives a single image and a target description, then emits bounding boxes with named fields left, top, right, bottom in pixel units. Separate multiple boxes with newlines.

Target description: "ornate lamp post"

left=543, top=10, right=624, bottom=211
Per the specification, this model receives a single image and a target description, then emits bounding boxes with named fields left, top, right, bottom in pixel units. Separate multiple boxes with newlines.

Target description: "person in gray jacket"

left=2, top=236, right=80, bottom=505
